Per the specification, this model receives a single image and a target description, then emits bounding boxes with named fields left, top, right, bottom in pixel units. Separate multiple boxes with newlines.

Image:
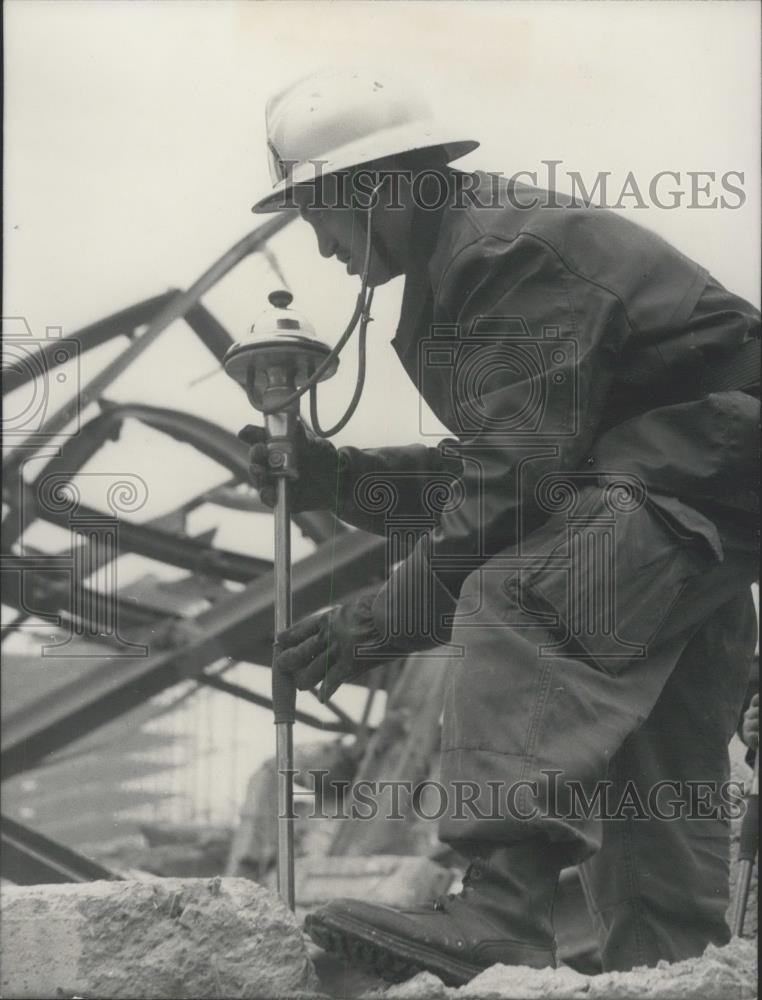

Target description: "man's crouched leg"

left=305, top=840, right=563, bottom=986
left=306, top=489, right=757, bottom=982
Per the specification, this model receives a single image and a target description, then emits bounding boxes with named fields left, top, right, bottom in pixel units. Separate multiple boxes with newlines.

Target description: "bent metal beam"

left=1, top=528, right=387, bottom=780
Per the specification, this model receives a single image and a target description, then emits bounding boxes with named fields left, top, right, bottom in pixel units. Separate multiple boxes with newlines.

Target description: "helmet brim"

left=251, top=128, right=480, bottom=214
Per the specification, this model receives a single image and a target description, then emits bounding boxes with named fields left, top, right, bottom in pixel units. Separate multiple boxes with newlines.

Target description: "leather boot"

left=304, top=841, right=564, bottom=986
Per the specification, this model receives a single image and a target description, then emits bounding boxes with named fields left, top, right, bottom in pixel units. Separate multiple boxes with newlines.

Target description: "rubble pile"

left=371, top=937, right=758, bottom=1000
left=2, top=741, right=754, bottom=999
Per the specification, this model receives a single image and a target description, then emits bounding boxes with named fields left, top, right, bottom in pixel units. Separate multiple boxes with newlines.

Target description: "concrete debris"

left=286, top=854, right=453, bottom=915
left=294, top=738, right=362, bottom=793
left=227, top=741, right=361, bottom=880
left=226, top=756, right=280, bottom=879
left=1, top=877, right=318, bottom=999
left=298, top=815, right=341, bottom=859
left=369, top=970, right=450, bottom=999
left=130, top=841, right=231, bottom=878
left=92, top=825, right=233, bottom=879
left=583, top=939, right=758, bottom=1000
left=367, top=937, right=757, bottom=1000
left=459, top=963, right=589, bottom=999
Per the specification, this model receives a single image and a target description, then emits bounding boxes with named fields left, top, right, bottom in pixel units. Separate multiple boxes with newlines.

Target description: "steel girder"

left=1, top=529, right=388, bottom=780
left=2, top=292, right=234, bottom=399
left=0, top=814, right=121, bottom=884
left=3, top=215, right=291, bottom=474
left=2, top=216, right=389, bottom=807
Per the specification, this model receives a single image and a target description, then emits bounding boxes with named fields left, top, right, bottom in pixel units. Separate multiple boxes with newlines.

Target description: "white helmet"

left=252, top=68, right=479, bottom=213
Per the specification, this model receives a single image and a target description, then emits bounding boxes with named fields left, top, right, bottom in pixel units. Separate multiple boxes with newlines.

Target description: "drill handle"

left=264, top=409, right=300, bottom=480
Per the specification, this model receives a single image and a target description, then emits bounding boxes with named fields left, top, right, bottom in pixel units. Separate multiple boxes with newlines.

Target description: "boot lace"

left=432, top=859, right=484, bottom=911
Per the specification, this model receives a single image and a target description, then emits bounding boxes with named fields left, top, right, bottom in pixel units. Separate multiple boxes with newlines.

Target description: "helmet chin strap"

left=354, top=176, right=400, bottom=284
left=362, top=219, right=397, bottom=285
left=259, top=181, right=383, bottom=439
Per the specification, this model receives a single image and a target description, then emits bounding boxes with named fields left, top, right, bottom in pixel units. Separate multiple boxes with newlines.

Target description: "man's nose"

left=315, top=229, right=338, bottom=260
left=300, top=208, right=340, bottom=260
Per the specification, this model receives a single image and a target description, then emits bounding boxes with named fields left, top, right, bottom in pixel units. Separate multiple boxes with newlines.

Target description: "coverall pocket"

left=506, top=488, right=720, bottom=675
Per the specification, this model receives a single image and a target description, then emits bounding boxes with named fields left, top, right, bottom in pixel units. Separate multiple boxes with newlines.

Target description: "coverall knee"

left=437, top=484, right=757, bottom=967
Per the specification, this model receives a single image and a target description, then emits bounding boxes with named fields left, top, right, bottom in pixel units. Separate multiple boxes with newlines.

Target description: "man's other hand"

left=238, top=422, right=345, bottom=512
left=274, top=596, right=395, bottom=702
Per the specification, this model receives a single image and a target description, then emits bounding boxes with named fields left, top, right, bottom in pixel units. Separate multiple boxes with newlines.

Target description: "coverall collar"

left=391, top=175, right=452, bottom=365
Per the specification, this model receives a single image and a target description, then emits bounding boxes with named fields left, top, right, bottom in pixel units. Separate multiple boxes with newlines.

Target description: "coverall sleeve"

left=368, top=232, right=632, bottom=651
left=335, top=442, right=461, bottom=536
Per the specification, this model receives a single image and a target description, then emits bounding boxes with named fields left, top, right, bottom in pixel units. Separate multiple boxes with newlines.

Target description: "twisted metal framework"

left=1, top=220, right=388, bottom=881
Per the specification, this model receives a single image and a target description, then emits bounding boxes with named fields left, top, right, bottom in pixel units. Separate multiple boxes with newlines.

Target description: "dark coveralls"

left=337, top=172, right=760, bottom=970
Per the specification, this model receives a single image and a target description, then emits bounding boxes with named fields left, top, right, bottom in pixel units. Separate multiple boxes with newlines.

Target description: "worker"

left=240, top=69, right=760, bottom=985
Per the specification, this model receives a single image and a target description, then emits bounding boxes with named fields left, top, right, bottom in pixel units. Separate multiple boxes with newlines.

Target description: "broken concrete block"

left=1, top=876, right=318, bottom=999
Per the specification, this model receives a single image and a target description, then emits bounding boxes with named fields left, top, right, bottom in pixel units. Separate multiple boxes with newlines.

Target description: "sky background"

left=5, top=0, right=759, bottom=582
left=4, top=0, right=760, bottom=819
left=6, top=2, right=760, bottom=435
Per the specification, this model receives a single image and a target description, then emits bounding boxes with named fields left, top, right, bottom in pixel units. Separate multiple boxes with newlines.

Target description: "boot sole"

left=305, top=909, right=489, bottom=987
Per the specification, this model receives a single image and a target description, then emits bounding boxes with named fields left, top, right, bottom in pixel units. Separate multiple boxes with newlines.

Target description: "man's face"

left=293, top=182, right=403, bottom=287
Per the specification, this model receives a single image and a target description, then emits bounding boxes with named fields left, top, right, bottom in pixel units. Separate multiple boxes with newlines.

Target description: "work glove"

left=238, top=422, right=347, bottom=512
left=274, top=594, right=400, bottom=702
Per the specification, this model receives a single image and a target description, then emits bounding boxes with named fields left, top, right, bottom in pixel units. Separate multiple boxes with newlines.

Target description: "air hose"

left=257, top=185, right=380, bottom=438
